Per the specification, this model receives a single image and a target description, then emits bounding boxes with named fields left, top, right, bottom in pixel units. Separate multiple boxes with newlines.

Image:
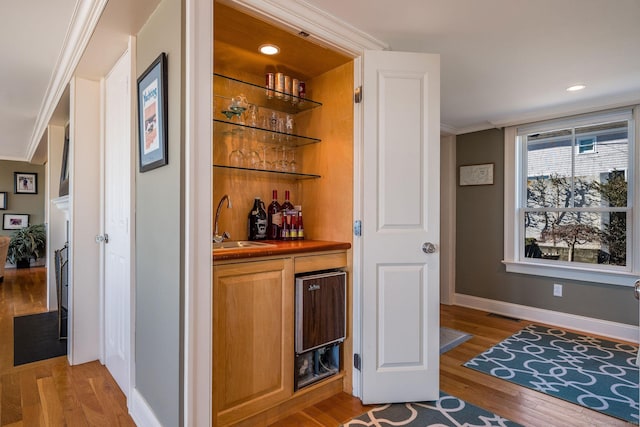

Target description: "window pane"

left=526, top=129, right=572, bottom=208
left=524, top=211, right=627, bottom=266
left=575, top=121, right=628, bottom=208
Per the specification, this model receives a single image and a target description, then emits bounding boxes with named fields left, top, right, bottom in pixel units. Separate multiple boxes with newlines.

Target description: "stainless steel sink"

left=213, top=240, right=275, bottom=250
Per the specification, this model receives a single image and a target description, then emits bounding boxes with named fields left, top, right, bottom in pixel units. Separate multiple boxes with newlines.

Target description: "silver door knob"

left=95, top=234, right=109, bottom=244
left=422, top=242, right=437, bottom=254
left=634, top=280, right=640, bottom=300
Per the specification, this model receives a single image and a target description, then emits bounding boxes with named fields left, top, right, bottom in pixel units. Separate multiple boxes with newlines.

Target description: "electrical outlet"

left=553, top=283, right=563, bottom=297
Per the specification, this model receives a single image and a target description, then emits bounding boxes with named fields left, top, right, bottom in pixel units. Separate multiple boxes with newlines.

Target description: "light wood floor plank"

left=37, top=376, right=65, bottom=427
left=0, top=267, right=135, bottom=426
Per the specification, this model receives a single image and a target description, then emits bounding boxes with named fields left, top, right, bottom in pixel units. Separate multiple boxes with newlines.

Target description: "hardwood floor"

left=1, top=267, right=634, bottom=426
left=272, top=304, right=636, bottom=427
left=0, top=267, right=134, bottom=426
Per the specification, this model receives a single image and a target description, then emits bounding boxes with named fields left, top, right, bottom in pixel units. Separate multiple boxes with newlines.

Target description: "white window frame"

left=503, top=107, right=640, bottom=287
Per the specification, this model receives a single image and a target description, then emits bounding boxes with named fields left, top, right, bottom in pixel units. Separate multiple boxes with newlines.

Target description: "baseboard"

left=130, top=388, right=162, bottom=427
left=454, top=293, right=639, bottom=344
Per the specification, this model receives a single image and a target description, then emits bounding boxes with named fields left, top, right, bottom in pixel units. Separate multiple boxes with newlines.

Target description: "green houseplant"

left=7, top=224, right=46, bottom=268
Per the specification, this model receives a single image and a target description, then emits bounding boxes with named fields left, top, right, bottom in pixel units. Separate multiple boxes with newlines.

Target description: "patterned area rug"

left=464, top=324, right=639, bottom=424
left=342, top=392, right=522, bottom=426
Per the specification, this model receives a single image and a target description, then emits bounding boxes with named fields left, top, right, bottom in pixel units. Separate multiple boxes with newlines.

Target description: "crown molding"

left=26, top=0, right=108, bottom=162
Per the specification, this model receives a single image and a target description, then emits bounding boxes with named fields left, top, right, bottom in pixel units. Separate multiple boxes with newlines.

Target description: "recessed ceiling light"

left=566, top=84, right=586, bottom=92
left=259, top=44, right=280, bottom=55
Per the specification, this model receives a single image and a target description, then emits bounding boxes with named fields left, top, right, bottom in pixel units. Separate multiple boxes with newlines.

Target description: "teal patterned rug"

left=342, top=392, right=522, bottom=426
left=464, top=324, right=639, bottom=424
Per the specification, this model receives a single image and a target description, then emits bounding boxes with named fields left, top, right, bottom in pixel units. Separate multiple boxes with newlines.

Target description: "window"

left=503, top=108, right=639, bottom=286
left=577, top=136, right=596, bottom=154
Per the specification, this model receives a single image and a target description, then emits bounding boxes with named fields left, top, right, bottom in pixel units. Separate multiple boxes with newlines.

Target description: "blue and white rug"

left=464, top=324, right=639, bottom=424
left=342, top=392, right=522, bottom=426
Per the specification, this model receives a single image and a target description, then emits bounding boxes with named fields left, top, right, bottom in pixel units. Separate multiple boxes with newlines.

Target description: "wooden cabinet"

left=213, top=257, right=294, bottom=426
left=213, top=250, right=349, bottom=426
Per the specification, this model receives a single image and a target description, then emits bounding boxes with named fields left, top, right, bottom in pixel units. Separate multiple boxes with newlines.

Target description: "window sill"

left=502, top=260, right=637, bottom=287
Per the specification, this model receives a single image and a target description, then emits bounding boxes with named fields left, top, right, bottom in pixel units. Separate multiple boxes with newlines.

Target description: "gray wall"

left=456, top=129, right=638, bottom=326
left=0, top=160, right=45, bottom=238
left=135, top=0, right=184, bottom=425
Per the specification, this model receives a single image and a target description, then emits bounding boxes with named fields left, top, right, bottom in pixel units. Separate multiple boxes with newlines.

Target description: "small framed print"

left=0, top=192, right=6, bottom=210
left=137, top=52, right=168, bottom=172
left=14, top=172, right=38, bottom=194
left=3, top=214, right=29, bottom=230
left=459, top=163, right=494, bottom=186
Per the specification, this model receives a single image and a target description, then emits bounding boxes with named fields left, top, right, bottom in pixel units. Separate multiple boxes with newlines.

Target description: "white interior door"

left=103, top=47, right=133, bottom=397
left=361, top=49, right=440, bottom=404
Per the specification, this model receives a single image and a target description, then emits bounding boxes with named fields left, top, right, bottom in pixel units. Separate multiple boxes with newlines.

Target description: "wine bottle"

left=295, top=205, right=304, bottom=240
left=280, top=191, right=295, bottom=241
left=281, top=190, right=294, bottom=211
left=248, top=197, right=267, bottom=240
left=267, top=190, right=282, bottom=239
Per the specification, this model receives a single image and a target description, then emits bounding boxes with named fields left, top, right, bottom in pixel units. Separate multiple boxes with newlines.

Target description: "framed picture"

left=14, top=172, right=38, bottom=194
left=59, top=125, right=70, bottom=197
left=0, top=192, right=6, bottom=210
left=137, top=52, right=168, bottom=172
left=459, top=163, right=494, bottom=186
left=3, top=214, right=29, bottom=230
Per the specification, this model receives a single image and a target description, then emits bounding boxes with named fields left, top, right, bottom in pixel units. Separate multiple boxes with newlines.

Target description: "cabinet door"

left=213, top=258, right=293, bottom=425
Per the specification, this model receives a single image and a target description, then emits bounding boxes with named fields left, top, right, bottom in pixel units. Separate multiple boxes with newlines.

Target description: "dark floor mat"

left=14, top=311, right=67, bottom=366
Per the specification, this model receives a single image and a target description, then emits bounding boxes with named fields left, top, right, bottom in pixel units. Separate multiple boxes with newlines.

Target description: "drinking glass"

left=228, top=130, right=244, bottom=166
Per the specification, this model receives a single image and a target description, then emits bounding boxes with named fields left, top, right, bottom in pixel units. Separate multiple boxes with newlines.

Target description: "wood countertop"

left=213, top=240, right=351, bottom=262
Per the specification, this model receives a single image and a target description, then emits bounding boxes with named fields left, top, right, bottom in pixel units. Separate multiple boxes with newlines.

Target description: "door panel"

left=361, top=49, right=440, bottom=404
left=104, top=47, right=133, bottom=397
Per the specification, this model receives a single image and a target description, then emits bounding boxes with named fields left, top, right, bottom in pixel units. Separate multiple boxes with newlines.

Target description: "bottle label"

left=272, top=211, right=282, bottom=227
left=255, top=219, right=267, bottom=239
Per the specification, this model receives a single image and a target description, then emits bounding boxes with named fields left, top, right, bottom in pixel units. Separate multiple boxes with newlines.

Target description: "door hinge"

left=354, top=353, right=361, bottom=371
left=354, top=220, right=361, bottom=237
left=354, top=86, right=362, bottom=103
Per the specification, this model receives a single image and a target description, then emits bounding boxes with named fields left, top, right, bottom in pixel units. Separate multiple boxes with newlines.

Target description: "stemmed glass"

left=244, top=140, right=261, bottom=169
left=287, top=147, right=298, bottom=172
left=228, top=130, right=244, bottom=166
left=228, top=94, right=248, bottom=124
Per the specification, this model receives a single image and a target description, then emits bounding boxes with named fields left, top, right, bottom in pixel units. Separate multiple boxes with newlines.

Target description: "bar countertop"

left=212, top=239, right=351, bottom=262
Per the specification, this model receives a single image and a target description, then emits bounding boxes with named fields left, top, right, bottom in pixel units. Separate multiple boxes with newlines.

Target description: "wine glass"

left=244, top=141, right=261, bottom=169
left=287, top=147, right=298, bottom=172
left=228, top=130, right=244, bottom=166
left=229, top=94, right=248, bottom=124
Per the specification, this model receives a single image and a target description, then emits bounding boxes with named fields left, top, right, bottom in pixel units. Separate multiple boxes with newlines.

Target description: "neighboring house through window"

left=503, top=107, right=639, bottom=286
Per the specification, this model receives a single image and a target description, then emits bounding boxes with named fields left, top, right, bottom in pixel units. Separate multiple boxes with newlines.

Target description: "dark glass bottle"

left=267, top=190, right=282, bottom=240
left=281, top=190, right=294, bottom=211
left=248, top=197, right=267, bottom=240
left=280, top=191, right=295, bottom=240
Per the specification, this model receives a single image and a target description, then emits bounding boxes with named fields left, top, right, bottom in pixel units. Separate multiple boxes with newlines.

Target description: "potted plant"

left=7, top=224, right=46, bottom=268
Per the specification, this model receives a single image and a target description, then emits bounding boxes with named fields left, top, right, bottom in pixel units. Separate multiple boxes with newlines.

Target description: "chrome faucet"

left=214, top=194, right=232, bottom=243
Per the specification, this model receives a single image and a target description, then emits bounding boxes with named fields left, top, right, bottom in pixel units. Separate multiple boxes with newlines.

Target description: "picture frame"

left=14, top=172, right=38, bottom=194
left=0, top=192, right=6, bottom=210
left=459, top=163, right=494, bottom=186
left=59, top=125, right=70, bottom=197
left=137, top=52, right=168, bottom=173
left=3, top=213, right=29, bottom=230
